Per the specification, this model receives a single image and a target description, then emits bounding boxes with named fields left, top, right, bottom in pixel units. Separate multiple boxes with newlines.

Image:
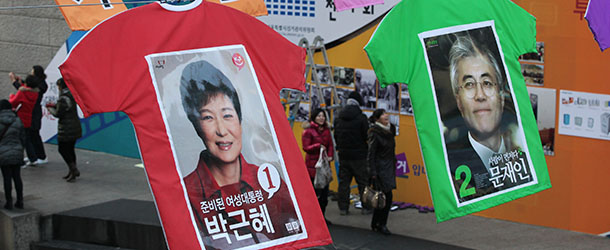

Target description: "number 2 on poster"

left=455, top=165, right=475, bottom=198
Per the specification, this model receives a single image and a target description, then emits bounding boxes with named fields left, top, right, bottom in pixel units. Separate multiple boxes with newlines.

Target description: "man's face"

left=455, top=55, right=504, bottom=139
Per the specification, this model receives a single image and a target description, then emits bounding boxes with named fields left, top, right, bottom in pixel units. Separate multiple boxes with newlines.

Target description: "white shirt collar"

left=159, top=0, right=203, bottom=12
left=468, top=132, right=506, bottom=174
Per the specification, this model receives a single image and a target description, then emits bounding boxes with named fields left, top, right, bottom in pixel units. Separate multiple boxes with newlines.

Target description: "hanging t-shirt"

left=365, top=0, right=551, bottom=222
left=585, top=0, right=610, bottom=51
left=59, top=0, right=330, bottom=249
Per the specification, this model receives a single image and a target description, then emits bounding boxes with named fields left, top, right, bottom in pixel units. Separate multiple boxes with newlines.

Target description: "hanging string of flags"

left=0, top=1, right=157, bottom=10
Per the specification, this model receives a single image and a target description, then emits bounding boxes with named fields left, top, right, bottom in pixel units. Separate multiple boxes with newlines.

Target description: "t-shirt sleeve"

left=59, top=31, right=116, bottom=117
left=364, top=0, right=409, bottom=86
left=244, top=18, right=306, bottom=93
left=58, top=6, right=152, bottom=118
left=495, top=0, right=537, bottom=58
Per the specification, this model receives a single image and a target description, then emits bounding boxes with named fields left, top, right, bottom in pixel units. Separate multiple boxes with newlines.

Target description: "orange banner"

left=55, top=0, right=128, bottom=31
left=207, top=0, right=268, bottom=17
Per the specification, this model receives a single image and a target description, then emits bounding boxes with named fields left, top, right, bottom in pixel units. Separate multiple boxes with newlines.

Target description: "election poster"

left=419, top=21, right=537, bottom=205
left=145, top=45, right=306, bottom=249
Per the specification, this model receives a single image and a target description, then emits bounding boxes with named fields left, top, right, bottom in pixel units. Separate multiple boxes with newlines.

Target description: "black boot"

left=62, top=168, right=71, bottom=179
left=4, top=199, right=13, bottom=210
left=66, top=163, right=80, bottom=182
left=377, top=225, right=391, bottom=235
left=14, top=200, right=23, bottom=209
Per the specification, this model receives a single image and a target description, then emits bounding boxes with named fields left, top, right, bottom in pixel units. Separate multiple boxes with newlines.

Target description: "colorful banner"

left=55, top=0, right=128, bottom=31
left=585, top=0, right=610, bottom=51
left=208, top=0, right=268, bottom=17
left=364, top=0, right=551, bottom=222
left=257, top=0, right=400, bottom=45
left=334, top=0, right=384, bottom=12
left=558, top=90, right=610, bottom=140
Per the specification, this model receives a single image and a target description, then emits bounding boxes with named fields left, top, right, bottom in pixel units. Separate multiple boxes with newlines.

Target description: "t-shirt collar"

left=158, top=0, right=203, bottom=12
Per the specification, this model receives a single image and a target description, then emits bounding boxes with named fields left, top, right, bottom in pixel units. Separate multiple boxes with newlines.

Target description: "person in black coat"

left=47, top=78, right=82, bottom=182
left=30, top=65, right=48, bottom=164
left=0, top=99, right=25, bottom=209
left=333, top=91, right=370, bottom=215
left=367, top=109, right=396, bottom=235
left=8, top=65, right=48, bottom=165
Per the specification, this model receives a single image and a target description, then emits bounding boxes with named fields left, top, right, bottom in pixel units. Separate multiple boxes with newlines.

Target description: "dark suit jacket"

left=447, top=135, right=532, bottom=203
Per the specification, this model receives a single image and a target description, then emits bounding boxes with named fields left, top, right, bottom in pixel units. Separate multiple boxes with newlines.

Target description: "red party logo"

left=232, top=53, right=245, bottom=70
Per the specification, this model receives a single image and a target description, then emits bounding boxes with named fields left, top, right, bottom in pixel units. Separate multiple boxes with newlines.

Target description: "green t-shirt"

left=365, top=0, right=551, bottom=222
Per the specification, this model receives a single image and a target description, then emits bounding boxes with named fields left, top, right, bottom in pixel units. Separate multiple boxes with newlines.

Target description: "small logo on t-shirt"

left=232, top=53, right=245, bottom=70
left=425, top=39, right=438, bottom=49
left=155, top=59, right=165, bottom=69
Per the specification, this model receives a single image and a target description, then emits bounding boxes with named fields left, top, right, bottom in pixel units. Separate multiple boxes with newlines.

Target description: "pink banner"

left=334, top=0, right=384, bottom=12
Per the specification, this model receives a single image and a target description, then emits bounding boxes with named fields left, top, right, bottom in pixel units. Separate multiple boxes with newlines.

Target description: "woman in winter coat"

left=9, top=66, right=49, bottom=165
left=0, top=99, right=25, bottom=209
left=301, top=108, right=334, bottom=224
left=9, top=75, right=39, bottom=166
left=367, top=109, right=396, bottom=235
left=46, top=78, right=82, bottom=182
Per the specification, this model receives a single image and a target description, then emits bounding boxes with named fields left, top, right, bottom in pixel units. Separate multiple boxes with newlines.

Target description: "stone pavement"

left=1, top=144, right=609, bottom=249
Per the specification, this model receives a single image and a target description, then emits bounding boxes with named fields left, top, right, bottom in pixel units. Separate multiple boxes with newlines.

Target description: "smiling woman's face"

left=198, top=94, right=242, bottom=165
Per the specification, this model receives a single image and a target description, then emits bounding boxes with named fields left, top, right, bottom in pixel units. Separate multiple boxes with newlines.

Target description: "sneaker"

left=35, top=158, right=48, bottom=165
left=21, top=160, right=35, bottom=169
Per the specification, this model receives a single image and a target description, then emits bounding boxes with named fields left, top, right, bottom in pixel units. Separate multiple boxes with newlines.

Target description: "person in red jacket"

left=9, top=75, right=40, bottom=167
left=301, top=108, right=334, bottom=224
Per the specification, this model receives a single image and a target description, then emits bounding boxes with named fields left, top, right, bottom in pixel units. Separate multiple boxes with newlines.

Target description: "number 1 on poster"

left=258, top=163, right=280, bottom=199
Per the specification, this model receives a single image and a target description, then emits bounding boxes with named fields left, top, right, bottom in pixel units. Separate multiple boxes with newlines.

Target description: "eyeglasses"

left=458, top=80, right=498, bottom=98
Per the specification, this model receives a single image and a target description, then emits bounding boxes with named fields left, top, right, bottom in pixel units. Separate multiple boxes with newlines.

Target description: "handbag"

left=362, top=179, right=386, bottom=209
left=313, top=147, right=332, bottom=189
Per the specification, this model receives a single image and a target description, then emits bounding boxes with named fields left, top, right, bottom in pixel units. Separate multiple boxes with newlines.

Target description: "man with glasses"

left=446, top=35, right=517, bottom=200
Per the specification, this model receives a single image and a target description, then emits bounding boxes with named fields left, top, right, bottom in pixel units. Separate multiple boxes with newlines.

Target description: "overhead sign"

left=257, top=0, right=400, bottom=45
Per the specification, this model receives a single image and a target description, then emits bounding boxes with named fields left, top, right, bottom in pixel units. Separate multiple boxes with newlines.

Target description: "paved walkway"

left=2, top=144, right=609, bottom=249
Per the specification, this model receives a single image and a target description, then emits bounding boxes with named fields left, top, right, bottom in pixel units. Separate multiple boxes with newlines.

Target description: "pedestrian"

left=9, top=66, right=48, bottom=165
left=367, top=109, right=397, bottom=235
left=333, top=91, right=370, bottom=215
left=9, top=75, right=39, bottom=167
left=302, top=108, right=334, bottom=224
left=29, top=65, right=49, bottom=165
left=46, top=78, right=82, bottom=182
left=0, top=99, right=25, bottom=209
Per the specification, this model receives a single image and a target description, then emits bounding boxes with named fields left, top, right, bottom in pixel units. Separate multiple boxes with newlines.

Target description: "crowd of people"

left=1, top=65, right=82, bottom=210
left=302, top=91, right=397, bottom=235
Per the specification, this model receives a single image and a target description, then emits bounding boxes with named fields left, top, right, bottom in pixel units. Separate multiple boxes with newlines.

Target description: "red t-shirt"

left=59, top=1, right=329, bottom=249
left=9, top=86, right=38, bottom=128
